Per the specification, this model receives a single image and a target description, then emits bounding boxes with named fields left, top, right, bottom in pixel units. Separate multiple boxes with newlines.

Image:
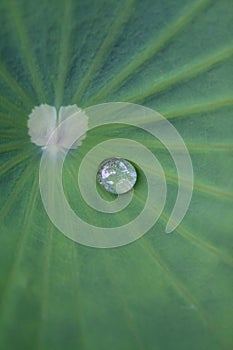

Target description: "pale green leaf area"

left=0, top=0, right=233, bottom=349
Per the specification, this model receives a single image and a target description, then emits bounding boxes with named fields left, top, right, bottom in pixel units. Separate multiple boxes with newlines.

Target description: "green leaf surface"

left=0, top=0, right=233, bottom=349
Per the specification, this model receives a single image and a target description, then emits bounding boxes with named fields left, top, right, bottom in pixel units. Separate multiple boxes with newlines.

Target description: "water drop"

left=97, top=158, right=137, bottom=194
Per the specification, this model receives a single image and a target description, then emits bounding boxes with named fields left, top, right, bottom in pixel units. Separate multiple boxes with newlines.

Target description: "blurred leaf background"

left=0, top=0, right=233, bottom=349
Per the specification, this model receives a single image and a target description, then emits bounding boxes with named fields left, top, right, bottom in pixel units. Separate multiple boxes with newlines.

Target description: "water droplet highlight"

left=97, top=158, right=137, bottom=194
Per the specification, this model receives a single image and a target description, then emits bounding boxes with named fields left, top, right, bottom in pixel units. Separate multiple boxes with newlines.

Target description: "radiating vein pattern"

left=85, top=0, right=212, bottom=106
left=128, top=44, right=233, bottom=103
left=3, top=0, right=46, bottom=102
left=71, top=0, right=135, bottom=104
left=0, top=0, right=233, bottom=349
